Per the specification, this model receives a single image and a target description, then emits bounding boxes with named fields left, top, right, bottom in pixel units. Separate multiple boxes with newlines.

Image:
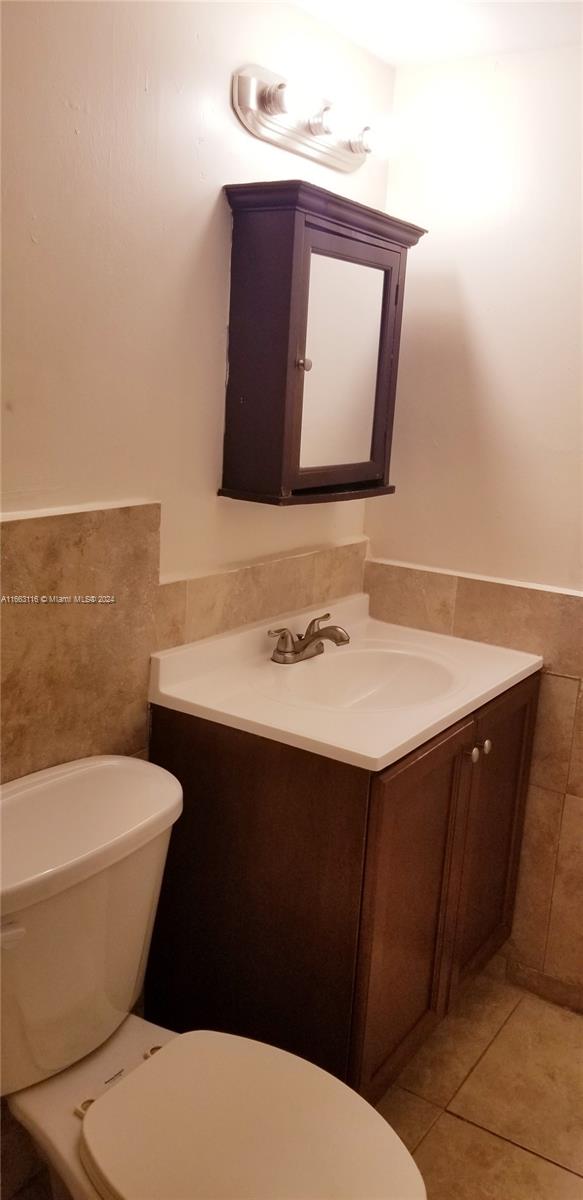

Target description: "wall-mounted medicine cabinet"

left=219, top=180, right=426, bottom=505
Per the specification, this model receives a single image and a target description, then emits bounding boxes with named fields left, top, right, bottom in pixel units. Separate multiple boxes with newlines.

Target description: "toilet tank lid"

left=1, top=757, right=183, bottom=916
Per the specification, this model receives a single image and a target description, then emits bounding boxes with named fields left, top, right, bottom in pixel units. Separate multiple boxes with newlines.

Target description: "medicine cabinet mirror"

left=219, top=181, right=426, bottom=505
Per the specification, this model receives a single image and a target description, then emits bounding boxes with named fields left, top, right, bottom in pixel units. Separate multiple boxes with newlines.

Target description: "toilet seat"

left=80, top=1030, right=426, bottom=1200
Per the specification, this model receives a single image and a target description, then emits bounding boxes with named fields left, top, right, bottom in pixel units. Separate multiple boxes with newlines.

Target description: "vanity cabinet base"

left=145, top=711, right=370, bottom=1081
left=145, top=674, right=539, bottom=1099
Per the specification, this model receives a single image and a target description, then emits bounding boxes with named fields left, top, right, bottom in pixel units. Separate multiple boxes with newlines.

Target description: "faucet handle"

left=303, top=613, right=331, bottom=639
left=268, top=627, right=296, bottom=653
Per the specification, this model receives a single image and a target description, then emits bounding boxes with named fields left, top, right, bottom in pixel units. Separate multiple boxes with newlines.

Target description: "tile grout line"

left=448, top=573, right=459, bottom=636
left=410, top=1104, right=443, bottom=1154
left=523, top=781, right=566, bottom=801
left=397, top=1080, right=444, bottom=1105
left=397, top=988, right=527, bottom=1116
left=438, top=1111, right=583, bottom=1180
left=444, top=992, right=526, bottom=1110
left=411, top=1108, right=445, bottom=1158
left=564, top=677, right=582, bottom=789
left=541, top=790, right=567, bottom=970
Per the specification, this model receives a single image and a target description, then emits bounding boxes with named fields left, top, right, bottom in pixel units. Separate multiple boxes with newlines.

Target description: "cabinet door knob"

left=297, top=358, right=313, bottom=372
left=481, top=738, right=493, bottom=755
left=466, top=746, right=481, bottom=763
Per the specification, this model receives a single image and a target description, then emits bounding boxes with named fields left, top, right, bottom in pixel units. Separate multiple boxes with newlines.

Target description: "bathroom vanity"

left=144, top=599, right=541, bottom=1102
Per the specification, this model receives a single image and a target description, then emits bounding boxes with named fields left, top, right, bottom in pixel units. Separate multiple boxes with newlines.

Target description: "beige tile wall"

left=1, top=505, right=160, bottom=783
left=153, top=540, right=367, bottom=651
left=0, top=509, right=366, bottom=784
left=365, top=560, right=583, bottom=1010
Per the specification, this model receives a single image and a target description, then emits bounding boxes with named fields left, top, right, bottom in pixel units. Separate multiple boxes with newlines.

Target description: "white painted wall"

left=7, top=5, right=579, bottom=588
left=2, top=1, right=392, bottom=577
left=366, top=44, right=583, bottom=590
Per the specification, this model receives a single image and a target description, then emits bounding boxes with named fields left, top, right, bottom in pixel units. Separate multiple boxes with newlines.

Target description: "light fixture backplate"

left=231, top=65, right=367, bottom=173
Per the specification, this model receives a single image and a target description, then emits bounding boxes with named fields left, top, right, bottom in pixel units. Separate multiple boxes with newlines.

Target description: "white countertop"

left=149, top=594, right=542, bottom=772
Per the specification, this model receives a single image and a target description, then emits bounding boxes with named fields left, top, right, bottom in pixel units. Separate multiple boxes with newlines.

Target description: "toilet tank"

left=1, top=756, right=182, bottom=1095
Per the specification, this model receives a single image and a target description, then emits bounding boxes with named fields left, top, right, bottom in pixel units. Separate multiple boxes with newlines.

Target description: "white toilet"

left=1, top=755, right=426, bottom=1200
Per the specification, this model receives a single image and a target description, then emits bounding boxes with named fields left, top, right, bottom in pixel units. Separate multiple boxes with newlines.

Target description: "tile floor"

left=9, top=970, right=583, bottom=1200
left=377, top=971, right=583, bottom=1200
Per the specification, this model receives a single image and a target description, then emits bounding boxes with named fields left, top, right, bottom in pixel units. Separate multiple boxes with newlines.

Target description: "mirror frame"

left=288, top=227, right=402, bottom=491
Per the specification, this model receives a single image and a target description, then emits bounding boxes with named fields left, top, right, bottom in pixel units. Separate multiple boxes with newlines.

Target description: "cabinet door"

left=350, top=719, right=475, bottom=1102
left=451, top=675, right=540, bottom=993
left=288, top=226, right=403, bottom=494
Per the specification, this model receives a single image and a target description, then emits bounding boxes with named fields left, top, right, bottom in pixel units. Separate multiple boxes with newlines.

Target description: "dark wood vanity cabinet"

left=145, top=717, right=370, bottom=1081
left=219, top=181, right=426, bottom=505
left=449, top=681, right=540, bottom=996
left=145, top=674, right=539, bottom=1102
left=352, top=675, right=539, bottom=1099
left=350, top=719, right=475, bottom=1098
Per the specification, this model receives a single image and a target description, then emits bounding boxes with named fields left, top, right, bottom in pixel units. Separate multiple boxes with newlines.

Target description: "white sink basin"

left=149, top=594, right=542, bottom=772
left=255, top=643, right=458, bottom=711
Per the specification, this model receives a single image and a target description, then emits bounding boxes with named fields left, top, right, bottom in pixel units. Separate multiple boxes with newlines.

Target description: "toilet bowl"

left=9, top=1015, right=426, bottom=1200
left=2, top=756, right=426, bottom=1200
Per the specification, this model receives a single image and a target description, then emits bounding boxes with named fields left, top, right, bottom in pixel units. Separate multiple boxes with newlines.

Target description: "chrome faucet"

left=268, top=613, right=350, bottom=665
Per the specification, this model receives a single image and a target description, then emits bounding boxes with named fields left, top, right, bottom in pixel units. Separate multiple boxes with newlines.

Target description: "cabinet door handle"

left=465, top=746, right=481, bottom=763
left=478, top=738, right=493, bottom=755
left=297, top=358, right=313, bottom=372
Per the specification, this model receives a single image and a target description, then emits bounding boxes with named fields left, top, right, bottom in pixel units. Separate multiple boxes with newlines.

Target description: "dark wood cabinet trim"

left=448, top=674, right=540, bottom=1000
left=475, top=676, right=540, bottom=929
left=281, top=209, right=310, bottom=496
left=218, top=481, right=397, bottom=505
left=221, top=206, right=297, bottom=497
left=224, top=180, right=427, bottom=248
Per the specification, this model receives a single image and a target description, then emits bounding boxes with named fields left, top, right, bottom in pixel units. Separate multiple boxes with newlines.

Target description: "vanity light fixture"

left=261, top=80, right=299, bottom=117
left=232, top=65, right=374, bottom=172
left=308, top=105, right=336, bottom=137
left=350, top=126, right=376, bottom=155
